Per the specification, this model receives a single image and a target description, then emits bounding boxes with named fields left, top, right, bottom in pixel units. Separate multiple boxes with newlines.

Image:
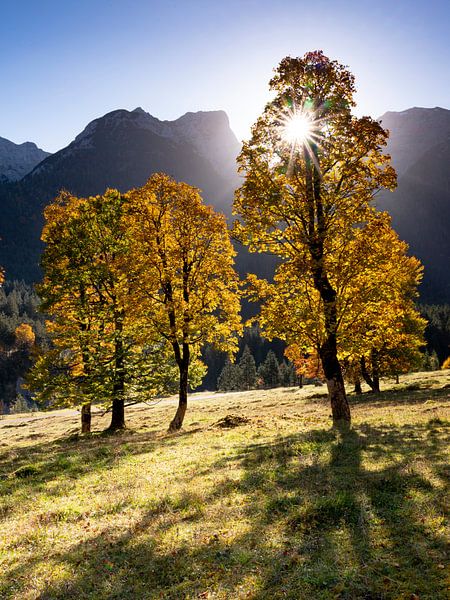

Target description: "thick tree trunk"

left=354, top=379, right=362, bottom=395
left=108, top=325, right=126, bottom=431
left=395, top=374, right=399, bottom=384
left=81, top=403, right=91, bottom=433
left=169, top=358, right=189, bottom=432
left=108, top=397, right=125, bottom=431
left=304, top=140, right=351, bottom=426
left=298, top=374, right=303, bottom=389
left=320, top=336, right=351, bottom=424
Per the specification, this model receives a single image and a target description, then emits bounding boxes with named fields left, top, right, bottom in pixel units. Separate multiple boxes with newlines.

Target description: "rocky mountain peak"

left=0, top=136, right=50, bottom=181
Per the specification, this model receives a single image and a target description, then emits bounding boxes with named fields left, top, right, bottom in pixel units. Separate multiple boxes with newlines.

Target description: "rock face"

left=0, top=137, right=49, bottom=182
left=30, top=107, right=240, bottom=210
left=380, top=107, right=450, bottom=177
left=377, top=107, right=450, bottom=302
left=0, top=108, right=242, bottom=281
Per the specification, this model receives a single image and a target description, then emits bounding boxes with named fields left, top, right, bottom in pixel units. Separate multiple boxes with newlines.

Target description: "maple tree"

left=31, top=189, right=177, bottom=432
left=126, top=174, right=242, bottom=431
left=234, top=51, right=401, bottom=425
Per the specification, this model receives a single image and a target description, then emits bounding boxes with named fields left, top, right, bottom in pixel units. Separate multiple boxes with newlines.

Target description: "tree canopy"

left=233, top=51, right=420, bottom=424
left=126, top=174, right=242, bottom=430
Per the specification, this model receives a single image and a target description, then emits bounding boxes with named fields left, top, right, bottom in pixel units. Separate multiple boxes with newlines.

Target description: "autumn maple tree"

left=234, top=51, right=402, bottom=425
left=126, top=174, right=242, bottom=431
left=31, top=190, right=133, bottom=431
left=31, top=189, right=177, bottom=432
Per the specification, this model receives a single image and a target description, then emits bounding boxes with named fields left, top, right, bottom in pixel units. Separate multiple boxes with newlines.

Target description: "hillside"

left=0, top=136, right=49, bottom=182
left=0, top=108, right=241, bottom=281
left=377, top=107, right=450, bottom=302
left=1, top=371, right=449, bottom=599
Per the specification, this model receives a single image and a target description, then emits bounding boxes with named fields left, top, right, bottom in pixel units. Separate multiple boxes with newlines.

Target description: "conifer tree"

left=238, top=345, right=257, bottom=390
left=258, top=350, right=281, bottom=388
left=217, top=360, right=244, bottom=392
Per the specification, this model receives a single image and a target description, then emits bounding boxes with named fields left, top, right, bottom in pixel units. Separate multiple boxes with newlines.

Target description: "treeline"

left=217, top=347, right=301, bottom=391
left=0, top=281, right=49, bottom=412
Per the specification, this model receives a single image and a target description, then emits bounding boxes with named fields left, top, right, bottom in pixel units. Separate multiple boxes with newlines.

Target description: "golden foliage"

left=234, top=51, right=423, bottom=405
left=125, top=173, right=242, bottom=360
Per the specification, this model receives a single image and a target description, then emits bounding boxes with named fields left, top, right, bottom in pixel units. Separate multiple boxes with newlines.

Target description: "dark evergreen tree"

left=238, top=345, right=257, bottom=390
left=0, top=280, right=49, bottom=412
left=420, top=304, right=450, bottom=363
left=430, top=350, right=440, bottom=370
left=279, top=360, right=297, bottom=387
left=258, top=350, right=281, bottom=388
left=217, top=361, right=244, bottom=392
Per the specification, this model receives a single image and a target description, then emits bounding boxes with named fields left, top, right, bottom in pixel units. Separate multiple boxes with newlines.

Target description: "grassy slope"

left=0, top=371, right=449, bottom=600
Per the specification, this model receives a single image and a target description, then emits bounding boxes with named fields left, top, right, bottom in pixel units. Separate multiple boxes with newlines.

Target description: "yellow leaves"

left=14, top=323, right=35, bottom=347
left=233, top=54, right=424, bottom=381
left=125, top=174, right=242, bottom=358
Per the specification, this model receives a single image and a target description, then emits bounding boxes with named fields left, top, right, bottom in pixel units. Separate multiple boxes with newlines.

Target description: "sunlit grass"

left=0, top=370, right=449, bottom=599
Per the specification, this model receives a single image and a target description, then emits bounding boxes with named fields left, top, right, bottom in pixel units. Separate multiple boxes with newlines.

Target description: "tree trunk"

left=169, top=362, right=188, bottom=431
left=372, top=373, right=380, bottom=393
left=395, top=374, right=399, bottom=384
left=360, top=356, right=380, bottom=393
left=354, top=379, right=362, bottom=395
left=371, top=350, right=380, bottom=393
left=108, top=397, right=125, bottom=431
left=108, top=323, right=126, bottom=431
left=320, top=336, right=351, bottom=425
left=81, top=403, right=91, bottom=433
left=304, top=139, right=351, bottom=426
left=298, top=374, right=303, bottom=389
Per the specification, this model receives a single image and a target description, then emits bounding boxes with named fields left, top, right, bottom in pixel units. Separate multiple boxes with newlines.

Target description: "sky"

left=1, top=0, right=449, bottom=152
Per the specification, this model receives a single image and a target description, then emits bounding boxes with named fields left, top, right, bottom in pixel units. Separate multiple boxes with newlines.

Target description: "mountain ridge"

left=0, top=136, right=50, bottom=182
left=0, top=105, right=449, bottom=304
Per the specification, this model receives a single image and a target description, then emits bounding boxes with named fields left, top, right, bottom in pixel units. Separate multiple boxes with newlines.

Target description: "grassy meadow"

left=1, top=371, right=449, bottom=599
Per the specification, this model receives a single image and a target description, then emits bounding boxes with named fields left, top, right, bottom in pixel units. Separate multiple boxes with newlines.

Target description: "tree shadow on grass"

left=0, top=426, right=205, bottom=520
left=1, top=420, right=448, bottom=599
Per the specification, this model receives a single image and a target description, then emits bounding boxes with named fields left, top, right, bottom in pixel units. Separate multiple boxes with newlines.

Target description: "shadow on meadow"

left=0, top=425, right=202, bottom=513
left=2, top=415, right=448, bottom=599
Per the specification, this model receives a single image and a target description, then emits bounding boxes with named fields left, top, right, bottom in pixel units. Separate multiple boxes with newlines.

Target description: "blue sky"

left=1, top=0, right=449, bottom=152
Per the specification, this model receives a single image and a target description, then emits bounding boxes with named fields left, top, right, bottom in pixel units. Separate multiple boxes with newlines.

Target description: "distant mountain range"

left=0, top=108, right=243, bottom=281
left=0, top=105, right=448, bottom=303
left=0, top=137, right=49, bottom=182
left=377, top=107, right=450, bottom=302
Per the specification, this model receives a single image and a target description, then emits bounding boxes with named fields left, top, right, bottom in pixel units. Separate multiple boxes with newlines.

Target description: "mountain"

left=0, top=105, right=449, bottom=304
left=0, top=137, right=49, bottom=182
left=0, top=108, right=243, bottom=281
left=29, top=107, right=240, bottom=203
left=376, top=107, right=450, bottom=302
left=379, top=107, right=450, bottom=176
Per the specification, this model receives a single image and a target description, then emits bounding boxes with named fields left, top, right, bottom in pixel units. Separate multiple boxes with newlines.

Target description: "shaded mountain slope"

left=0, top=108, right=241, bottom=281
left=0, top=137, right=49, bottom=182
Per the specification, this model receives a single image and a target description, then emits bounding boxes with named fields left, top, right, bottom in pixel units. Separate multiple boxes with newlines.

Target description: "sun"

left=282, top=112, right=313, bottom=144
